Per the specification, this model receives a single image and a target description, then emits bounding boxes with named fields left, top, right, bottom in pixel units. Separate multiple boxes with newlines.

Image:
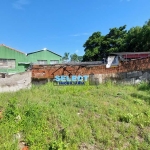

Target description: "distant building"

left=0, top=44, right=62, bottom=74
left=106, top=52, right=150, bottom=68
left=110, top=52, right=150, bottom=59
left=0, top=44, right=28, bottom=74
left=27, top=48, right=62, bottom=64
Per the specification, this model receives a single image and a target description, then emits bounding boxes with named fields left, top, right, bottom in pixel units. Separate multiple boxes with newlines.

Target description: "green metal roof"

left=27, top=49, right=62, bottom=57
left=0, top=44, right=26, bottom=55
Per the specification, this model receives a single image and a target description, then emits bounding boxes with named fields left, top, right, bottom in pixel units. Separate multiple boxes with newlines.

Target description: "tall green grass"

left=0, top=82, right=150, bottom=150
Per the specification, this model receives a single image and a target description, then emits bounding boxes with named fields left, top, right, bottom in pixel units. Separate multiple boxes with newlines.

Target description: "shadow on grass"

left=131, top=93, right=150, bottom=104
left=131, top=82, right=150, bottom=104
left=138, top=82, right=150, bottom=91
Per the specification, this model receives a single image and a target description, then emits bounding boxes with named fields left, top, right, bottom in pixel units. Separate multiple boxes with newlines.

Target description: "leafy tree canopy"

left=70, top=54, right=83, bottom=62
left=83, top=19, right=150, bottom=61
left=70, top=53, right=78, bottom=62
left=83, top=32, right=103, bottom=61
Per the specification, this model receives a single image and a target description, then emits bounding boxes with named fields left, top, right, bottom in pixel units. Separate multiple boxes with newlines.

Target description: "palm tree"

left=62, top=52, right=70, bottom=62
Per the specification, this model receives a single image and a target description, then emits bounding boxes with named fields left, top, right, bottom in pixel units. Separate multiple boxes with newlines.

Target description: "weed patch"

left=0, top=82, right=150, bottom=149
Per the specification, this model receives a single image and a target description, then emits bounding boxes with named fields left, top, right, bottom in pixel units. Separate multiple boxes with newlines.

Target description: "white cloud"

left=13, top=0, right=29, bottom=9
left=75, top=49, right=79, bottom=53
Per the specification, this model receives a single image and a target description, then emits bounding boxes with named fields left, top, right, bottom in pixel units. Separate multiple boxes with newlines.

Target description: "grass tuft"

left=0, top=82, right=150, bottom=149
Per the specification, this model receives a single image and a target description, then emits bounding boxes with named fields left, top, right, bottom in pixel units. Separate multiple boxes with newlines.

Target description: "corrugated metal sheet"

left=111, top=52, right=150, bottom=59
left=27, top=49, right=62, bottom=64
left=0, top=45, right=27, bottom=73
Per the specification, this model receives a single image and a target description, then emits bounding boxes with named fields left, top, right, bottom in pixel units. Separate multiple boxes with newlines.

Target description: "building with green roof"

left=0, top=44, right=28, bottom=74
left=0, top=45, right=62, bottom=74
left=27, top=48, right=62, bottom=64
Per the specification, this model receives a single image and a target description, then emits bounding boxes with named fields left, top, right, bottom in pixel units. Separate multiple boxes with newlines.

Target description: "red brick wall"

left=32, top=57, right=150, bottom=79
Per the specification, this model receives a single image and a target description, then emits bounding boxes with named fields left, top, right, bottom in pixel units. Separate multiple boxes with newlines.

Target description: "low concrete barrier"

left=0, top=71, right=31, bottom=93
left=89, top=70, right=150, bottom=84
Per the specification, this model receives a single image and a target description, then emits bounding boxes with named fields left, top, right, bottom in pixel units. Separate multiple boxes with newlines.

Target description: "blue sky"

left=0, top=0, right=150, bottom=57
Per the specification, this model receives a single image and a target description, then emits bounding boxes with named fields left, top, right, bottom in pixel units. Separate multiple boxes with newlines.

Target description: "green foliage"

left=77, top=56, right=83, bottom=62
left=49, top=140, right=68, bottom=150
left=124, top=26, right=143, bottom=52
left=63, top=53, right=83, bottom=62
left=119, top=113, right=134, bottom=123
left=4, top=98, right=20, bottom=120
left=70, top=53, right=78, bottom=62
left=62, top=52, right=70, bottom=62
left=144, top=133, right=150, bottom=144
left=102, top=25, right=127, bottom=54
left=70, top=53, right=83, bottom=62
left=0, top=83, right=150, bottom=149
left=83, top=19, right=150, bottom=61
left=83, top=32, right=103, bottom=61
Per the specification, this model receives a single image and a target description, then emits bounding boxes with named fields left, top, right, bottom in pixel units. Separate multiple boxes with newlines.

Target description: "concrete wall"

left=89, top=70, right=150, bottom=85
left=0, top=71, right=31, bottom=93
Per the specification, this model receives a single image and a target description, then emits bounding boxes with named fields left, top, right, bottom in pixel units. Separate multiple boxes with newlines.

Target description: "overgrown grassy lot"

left=0, top=82, right=150, bottom=150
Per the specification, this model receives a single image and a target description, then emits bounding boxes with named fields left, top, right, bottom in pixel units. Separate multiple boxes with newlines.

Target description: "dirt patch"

left=79, top=143, right=99, bottom=150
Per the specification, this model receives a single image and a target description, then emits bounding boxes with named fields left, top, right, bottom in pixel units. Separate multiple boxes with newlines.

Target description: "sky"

left=0, top=0, right=150, bottom=57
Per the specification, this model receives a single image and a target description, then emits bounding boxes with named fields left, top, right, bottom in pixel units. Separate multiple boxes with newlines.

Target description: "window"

left=37, top=60, right=47, bottom=64
left=0, top=59, right=15, bottom=68
left=50, top=60, right=59, bottom=64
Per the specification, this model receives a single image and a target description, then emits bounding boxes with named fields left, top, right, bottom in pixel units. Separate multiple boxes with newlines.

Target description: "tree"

left=62, top=52, right=70, bottom=62
left=70, top=53, right=78, bottom=62
left=83, top=32, right=103, bottom=61
left=123, top=26, right=142, bottom=52
left=82, top=19, right=150, bottom=62
left=123, top=24, right=150, bottom=52
left=101, top=25, right=127, bottom=56
left=78, top=56, right=83, bottom=62
left=141, top=22, right=150, bottom=51
left=83, top=26, right=127, bottom=61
